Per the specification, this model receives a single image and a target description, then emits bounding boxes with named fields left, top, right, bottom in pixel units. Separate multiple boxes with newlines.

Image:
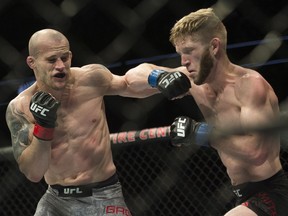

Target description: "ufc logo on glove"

left=176, top=117, right=187, bottom=137
left=30, top=103, right=50, bottom=116
left=159, top=72, right=183, bottom=88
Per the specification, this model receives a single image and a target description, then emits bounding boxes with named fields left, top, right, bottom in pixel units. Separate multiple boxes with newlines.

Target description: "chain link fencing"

left=1, top=128, right=288, bottom=216
left=1, top=0, right=288, bottom=215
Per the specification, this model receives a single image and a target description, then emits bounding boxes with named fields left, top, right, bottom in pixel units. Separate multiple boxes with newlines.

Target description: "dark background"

left=0, top=0, right=288, bottom=147
left=1, top=1, right=288, bottom=215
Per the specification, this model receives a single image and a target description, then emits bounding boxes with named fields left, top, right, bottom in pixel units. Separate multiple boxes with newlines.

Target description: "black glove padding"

left=30, top=91, right=60, bottom=128
left=170, top=116, right=200, bottom=147
left=157, top=71, right=191, bottom=100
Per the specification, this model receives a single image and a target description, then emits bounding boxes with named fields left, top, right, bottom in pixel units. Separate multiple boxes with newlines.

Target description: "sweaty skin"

left=175, top=37, right=281, bottom=186
left=168, top=10, right=285, bottom=216
left=126, top=38, right=281, bottom=187
left=5, top=29, right=158, bottom=186
left=126, top=37, right=282, bottom=216
left=189, top=65, right=281, bottom=186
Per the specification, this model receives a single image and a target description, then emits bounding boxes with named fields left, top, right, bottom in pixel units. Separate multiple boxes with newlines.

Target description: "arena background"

left=1, top=0, right=288, bottom=215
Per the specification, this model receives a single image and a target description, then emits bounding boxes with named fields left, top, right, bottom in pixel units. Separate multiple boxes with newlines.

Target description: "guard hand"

left=30, top=91, right=60, bottom=140
left=170, top=116, right=211, bottom=147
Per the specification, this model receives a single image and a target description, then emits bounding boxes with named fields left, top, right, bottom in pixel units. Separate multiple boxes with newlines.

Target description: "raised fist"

left=30, top=91, right=60, bottom=140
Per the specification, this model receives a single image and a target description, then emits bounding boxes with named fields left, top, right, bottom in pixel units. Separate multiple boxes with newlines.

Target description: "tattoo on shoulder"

left=6, top=104, right=32, bottom=160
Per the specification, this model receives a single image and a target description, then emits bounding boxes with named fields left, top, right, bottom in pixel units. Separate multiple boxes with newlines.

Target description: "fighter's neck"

left=205, top=59, right=236, bottom=93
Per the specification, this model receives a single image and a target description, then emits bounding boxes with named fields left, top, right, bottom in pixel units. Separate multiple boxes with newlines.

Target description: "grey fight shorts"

left=34, top=174, right=132, bottom=216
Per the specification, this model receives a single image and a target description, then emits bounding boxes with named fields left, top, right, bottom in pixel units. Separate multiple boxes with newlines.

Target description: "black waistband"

left=50, top=173, right=119, bottom=197
left=231, top=169, right=286, bottom=201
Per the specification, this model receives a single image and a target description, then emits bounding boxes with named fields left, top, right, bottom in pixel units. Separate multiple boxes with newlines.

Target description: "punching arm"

left=148, top=69, right=191, bottom=100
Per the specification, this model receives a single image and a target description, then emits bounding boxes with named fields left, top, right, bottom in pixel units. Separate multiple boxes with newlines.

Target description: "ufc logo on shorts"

left=176, top=118, right=186, bottom=137
left=233, top=189, right=243, bottom=198
left=159, top=72, right=182, bottom=88
left=30, top=103, right=49, bottom=116
left=63, top=188, right=83, bottom=195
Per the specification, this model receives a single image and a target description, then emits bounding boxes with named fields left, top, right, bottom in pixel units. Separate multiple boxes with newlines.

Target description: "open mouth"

left=54, top=72, right=66, bottom=78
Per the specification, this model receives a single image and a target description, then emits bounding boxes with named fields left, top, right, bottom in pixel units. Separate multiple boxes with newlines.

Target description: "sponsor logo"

left=233, top=189, right=243, bottom=198
left=110, top=127, right=170, bottom=144
left=159, top=72, right=182, bottom=88
left=105, top=205, right=131, bottom=216
left=176, top=117, right=186, bottom=137
left=30, top=103, right=49, bottom=116
left=63, top=187, right=83, bottom=195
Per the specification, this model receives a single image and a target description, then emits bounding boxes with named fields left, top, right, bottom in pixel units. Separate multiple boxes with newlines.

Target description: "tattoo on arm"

left=6, top=104, right=32, bottom=161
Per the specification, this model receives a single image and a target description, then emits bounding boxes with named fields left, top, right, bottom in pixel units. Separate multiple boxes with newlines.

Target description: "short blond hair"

left=169, top=8, right=227, bottom=49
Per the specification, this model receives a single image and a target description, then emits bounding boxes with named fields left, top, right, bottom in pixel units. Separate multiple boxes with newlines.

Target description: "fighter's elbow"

left=26, top=172, right=43, bottom=183
left=27, top=175, right=43, bottom=183
left=19, top=166, right=43, bottom=183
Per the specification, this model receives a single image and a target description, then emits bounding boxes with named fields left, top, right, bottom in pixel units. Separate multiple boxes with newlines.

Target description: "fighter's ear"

left=26, top=56, right=35, bottom=69
left=210, top=38, right=220, bottom=56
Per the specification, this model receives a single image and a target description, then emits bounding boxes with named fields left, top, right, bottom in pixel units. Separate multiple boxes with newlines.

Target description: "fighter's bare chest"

left=200, top=88, right=241, bottom=126
left=54, top=94, right=104, bottom=129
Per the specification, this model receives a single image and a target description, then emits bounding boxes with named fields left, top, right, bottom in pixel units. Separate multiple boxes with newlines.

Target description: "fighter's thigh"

left=224, top=205, right=258, bottom=216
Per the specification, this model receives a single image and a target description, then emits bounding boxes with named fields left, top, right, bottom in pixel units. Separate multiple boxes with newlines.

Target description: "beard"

left=194, top=48, right=214, bottom=85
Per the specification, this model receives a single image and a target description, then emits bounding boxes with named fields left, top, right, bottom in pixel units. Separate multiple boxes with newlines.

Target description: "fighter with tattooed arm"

left=5, top=29, right=189, bottom=216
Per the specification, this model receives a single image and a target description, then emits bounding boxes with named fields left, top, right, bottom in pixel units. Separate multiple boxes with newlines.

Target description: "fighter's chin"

left=193, top=77, right=206, bottom=85
left=51, top=83, right=66, bottom=90
left=193, top=79, right=202, bottom=85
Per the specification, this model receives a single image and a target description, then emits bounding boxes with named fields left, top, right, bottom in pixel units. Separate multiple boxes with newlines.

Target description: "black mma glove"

left=170, top=116, right=211, bottom=147
left=30, top=91, right=60, bottom=141
left=148, top=69, right=191, bottom=100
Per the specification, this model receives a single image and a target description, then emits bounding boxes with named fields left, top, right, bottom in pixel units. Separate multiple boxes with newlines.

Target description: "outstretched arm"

left=82, top=63, right=191, bottom=99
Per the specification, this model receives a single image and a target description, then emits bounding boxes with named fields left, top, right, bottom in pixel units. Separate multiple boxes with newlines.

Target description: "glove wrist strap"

left=33, top=123, right=54, bottom=141
left=148, top=70, right=165, bottom=87
left=195, top=123, right=212, bottom=147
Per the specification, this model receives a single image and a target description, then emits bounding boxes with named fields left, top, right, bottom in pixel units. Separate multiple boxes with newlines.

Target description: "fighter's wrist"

left=194, top=123, right=212, bottom=147
left=33, top=123, right=54, bottom=141
left=148, top=69, right=165, bottom=87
